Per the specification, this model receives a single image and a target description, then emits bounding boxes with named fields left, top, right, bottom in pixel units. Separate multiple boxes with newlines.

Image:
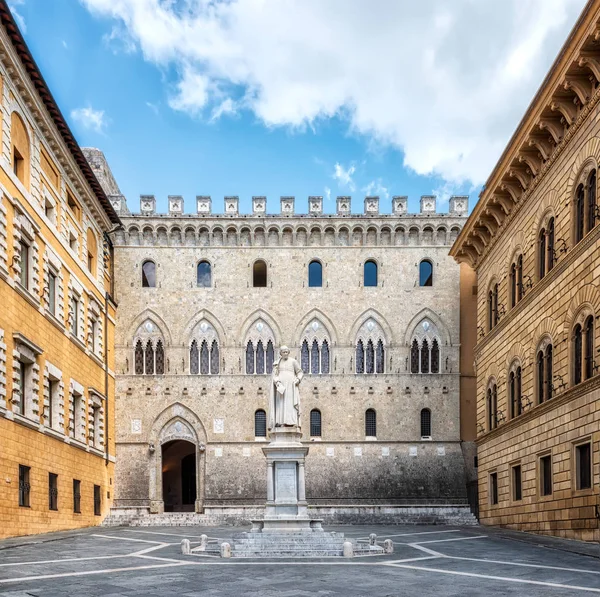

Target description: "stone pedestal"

left=250, top=427, right=323, bottom=533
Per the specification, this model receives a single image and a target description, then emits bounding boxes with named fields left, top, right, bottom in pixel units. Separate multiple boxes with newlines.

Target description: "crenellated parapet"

left=110, top=194, right=468, bottom=218
left=109, top=195, right=468, bottom=248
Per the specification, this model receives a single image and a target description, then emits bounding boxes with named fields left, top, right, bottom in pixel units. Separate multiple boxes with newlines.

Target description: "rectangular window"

left=19, top=241, right=29, bottom=289
left=48, top=378, right=59, bottom=428
left=67, top=191, right=80, bottom=220
left=94, top=484, right=101, bottom=516
left=48, top=271, right=56, bottom=315
left=72, top=390, right=83, bottom=440
left=73, top=479, right=81, bottom=513
left=540, top=454, right=552, bottom=496
left=512, top=464, right=522, bottom=501
left=489, top=472, right=498, bottom=505
left=71, top=297, right=79, bottom=336
left=576, top=442, right=592, bottom=490
left=49, top=473, right=58, bottom=511
left=18, top=360, right=27, bottom=416
left=19, top=465, right=30, bottom=507
left=69, top=232, right=77, bottom=253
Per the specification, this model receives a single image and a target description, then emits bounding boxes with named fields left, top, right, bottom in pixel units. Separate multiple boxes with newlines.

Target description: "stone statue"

left=269, top=346, right=303, bottom=430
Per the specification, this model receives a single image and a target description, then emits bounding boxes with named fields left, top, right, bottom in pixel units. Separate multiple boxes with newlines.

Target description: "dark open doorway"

left=162, top=440, right=196, bottom=512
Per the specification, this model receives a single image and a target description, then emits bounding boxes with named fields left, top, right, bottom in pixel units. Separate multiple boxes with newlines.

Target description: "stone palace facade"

left=106, top=188, right=474, bottom=519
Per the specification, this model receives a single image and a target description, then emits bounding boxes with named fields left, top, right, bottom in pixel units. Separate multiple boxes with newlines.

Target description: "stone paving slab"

left=0, top=525, right=598, bottom=596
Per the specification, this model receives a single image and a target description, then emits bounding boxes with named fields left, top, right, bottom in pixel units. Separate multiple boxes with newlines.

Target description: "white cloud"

left=333, top=162, right=356, bottom=191
left=70, top=106, right=107, bottom=133
left=61, top=40, right=68, bottom=49
left=324, top=186, right=331, bottom=202
left=210, top=97, right=237, bottom=122
left=80, top=0, right=586, bottom=186
left=8, top=0, right=26, bottom=33
left=146, top=101, right=159, bottom=115
left=363, top=179, right=389, bottom=200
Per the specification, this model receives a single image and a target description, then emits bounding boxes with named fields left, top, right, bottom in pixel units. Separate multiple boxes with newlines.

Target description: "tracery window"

left=575, top=169, right=597, bottom=244
left=300, top=319, right=331, bottom=374
left=509, top=361, right=522, bottom=419
left=573, top=311, right=595, bottom=385
left=133, top=320, right=166, bottom=375
left=355, top=318, right=385, bottom=374
left=244, top=319, right=276, bottom=375
left=487, top=282, right=499, bottom=330
left=536, top=338, right=553, bottom=404
left=419, top=259, right=433, bottom=287
left=141, top=260, right=156, bottom=288
left=410, top=319, right=441, bottom=374
left=486, top=380, right=498, bottom=431
left=189, top=319, right=220, bottom=375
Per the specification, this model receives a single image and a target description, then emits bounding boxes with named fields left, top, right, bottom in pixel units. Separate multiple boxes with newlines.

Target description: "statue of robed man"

left=269, top=346, right=303, bottom=430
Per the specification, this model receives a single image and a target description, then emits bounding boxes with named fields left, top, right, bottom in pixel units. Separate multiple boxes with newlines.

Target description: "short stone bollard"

left=383, top=539, right=394, bottom=554
left=199, top=534, right=208, bottom=551
left=369, top=533, right=377, bottom=546
left=220, top=542, right=232, bottom=558
left=343, top=541, right=354, bottom=558
left=181, top=539, right=191, bottom=555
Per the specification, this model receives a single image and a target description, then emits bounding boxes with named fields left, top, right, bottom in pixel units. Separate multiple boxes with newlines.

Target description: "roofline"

left=450, top=0, right=595, bottom=258
left=0, top=1, right=121, bottom=226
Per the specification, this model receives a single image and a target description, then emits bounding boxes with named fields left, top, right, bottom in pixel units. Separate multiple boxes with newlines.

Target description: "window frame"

left=308, top=259, right=323, bottom=288
left=573, top=439, right=592, bottom=492
left=19, top=464, right=31, bottom=508
left=73, top=479, right=81, bottom=514
left=489, top=470, right=499, bottom=506
left=252, top=259, right=268, bottom=288
left=310, top=409, right=322, bottom=438
left=49, top=472, right=58, bottom=511
left=141, top=260, right=156, bottom=288
left=539, top=452, right=553, bottom=498
left=94, top=484, right=102, bottom=516
left=420, top=408, right=432, bottom=440
left=419, top=259, right=433, bottom=287
left=196, top=260, right=212, bottom=288
left=254, top=409, right=267, bottom=439
left=511, top=462, right=522, bottom=502
left=363, top=259, right=378, bottom=287
left=365, top=408, right=377, bottom=438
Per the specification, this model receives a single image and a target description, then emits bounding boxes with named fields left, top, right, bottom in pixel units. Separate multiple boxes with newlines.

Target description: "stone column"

left=266, top=461, right=274, bottom=502
left=298, top=461, right=306, bottom=502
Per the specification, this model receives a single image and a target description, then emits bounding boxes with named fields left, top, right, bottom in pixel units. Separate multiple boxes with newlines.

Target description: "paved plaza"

left=0, top=525, right=598, bottom=596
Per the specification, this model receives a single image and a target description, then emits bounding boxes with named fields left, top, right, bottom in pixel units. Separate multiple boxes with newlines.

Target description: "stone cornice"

left=476, top=374, right=600, bottom=446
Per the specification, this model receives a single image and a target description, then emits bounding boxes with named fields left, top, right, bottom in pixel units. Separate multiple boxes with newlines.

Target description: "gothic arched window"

left=189, top=319, right=220, bottom=375
left=135, top=340, right=144, bottom=375
left=155, top=340, right=165, bottom=375
left=411, top=339, right=419, bottom=373
left=253, top=260, right=267, bottom=287
left=190, top=340, right=199, bottom=374
left=133, top=320, right=166, bottom=375
left=410, top=319, right=442, bottom=374
left=244, top=319, right=276, bottom=375
left=246, top=341, right=255, bottom=374
left=420, top=408, right=431, bottom=438
left=197, top=260, right=211, bottom=287
left=419, top=259, right=433, bottom=286
left=547, top=217, right=555, bottom=272
left=365, top=409, right=376, bottom=437
left=308, top=260, right=323, bottom=287
left=255, top=410, right=267, bottom=437
left=356, top=340, right=364, bottom=374
left=364, top=260, right=377, bottom=287
left=509, top=363, right=522, bottom=418
left=355, top=318, right=385, bottom=374
left=300, top=319, right=332, bottom=375
left=141, top=260, right=156, bottom=288
left=310, top=409, right=322, bottom=437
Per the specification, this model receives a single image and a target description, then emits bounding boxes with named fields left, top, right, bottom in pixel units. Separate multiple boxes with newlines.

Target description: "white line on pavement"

left=0, top=555, right=128, bottom=568
left=446, top=555, right=600, bottom=575
left=92, top=534, right=170, bottom=545
left=385, top=563, right=600, bottom=593
left=411, top=535, right=487, bottom=545
left=358, top=530, right=461, bottom=540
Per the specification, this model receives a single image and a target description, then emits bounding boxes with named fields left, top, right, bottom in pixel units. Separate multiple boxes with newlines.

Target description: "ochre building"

left=452, top=0, right=600, bottom=541
left=0, top=4, right=121, bottom=538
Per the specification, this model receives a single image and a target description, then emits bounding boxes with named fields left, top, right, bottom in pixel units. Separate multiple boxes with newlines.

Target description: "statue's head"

left=279, top=346, right=290, bottom=359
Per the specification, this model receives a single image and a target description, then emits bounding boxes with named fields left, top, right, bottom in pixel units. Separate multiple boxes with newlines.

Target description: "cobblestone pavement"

left=0, top=525, right=599, bottom=596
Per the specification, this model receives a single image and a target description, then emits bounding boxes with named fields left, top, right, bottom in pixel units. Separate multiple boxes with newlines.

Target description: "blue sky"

left=10, top=0, right=586, bottom=215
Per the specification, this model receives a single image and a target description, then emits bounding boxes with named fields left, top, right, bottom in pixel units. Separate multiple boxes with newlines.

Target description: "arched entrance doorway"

left=162, top=440, right=196, bottom=512
left=149, top=404, right=207, bottom=514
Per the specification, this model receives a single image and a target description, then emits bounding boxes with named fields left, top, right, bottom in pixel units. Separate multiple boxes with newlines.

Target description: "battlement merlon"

left=109, top=194, right=470, bottom=217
